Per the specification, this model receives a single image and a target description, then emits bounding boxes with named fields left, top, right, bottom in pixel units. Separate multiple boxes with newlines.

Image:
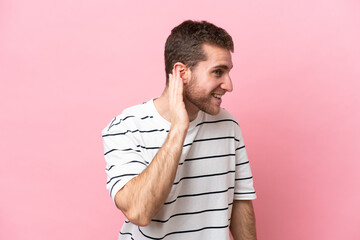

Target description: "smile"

left=212, top=93, right=223, bottom=99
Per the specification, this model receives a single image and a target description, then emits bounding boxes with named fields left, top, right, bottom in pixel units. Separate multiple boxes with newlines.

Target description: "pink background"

left=1, top=0, right=359, bottom=239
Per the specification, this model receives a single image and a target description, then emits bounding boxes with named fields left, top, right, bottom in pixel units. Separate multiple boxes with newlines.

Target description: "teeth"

left=212, top=94, right=222, bottom=99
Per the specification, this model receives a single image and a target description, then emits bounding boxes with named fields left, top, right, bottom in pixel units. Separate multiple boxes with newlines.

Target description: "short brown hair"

left=164, top=20, right=234, bottom=83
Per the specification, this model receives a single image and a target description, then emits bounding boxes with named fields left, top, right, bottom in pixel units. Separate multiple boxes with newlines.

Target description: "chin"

left=209, top=109, right=221, bottom=115
left=201, top=105, right=221, bottom=115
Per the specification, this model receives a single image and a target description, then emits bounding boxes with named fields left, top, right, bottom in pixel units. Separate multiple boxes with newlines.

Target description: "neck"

left=154, top=87, right=199, bottom=122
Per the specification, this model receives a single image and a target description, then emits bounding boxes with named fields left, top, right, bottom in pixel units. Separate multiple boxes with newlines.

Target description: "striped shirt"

left=102, top=99, right=256, bottom=240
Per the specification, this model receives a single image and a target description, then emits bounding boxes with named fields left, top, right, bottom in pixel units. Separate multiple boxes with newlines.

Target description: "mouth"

left=211, top=93, right=224, bottom=104
left=212, top=93, right=223, bottom=99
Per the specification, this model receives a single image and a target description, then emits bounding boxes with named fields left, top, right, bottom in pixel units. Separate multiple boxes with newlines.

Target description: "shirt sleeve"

left=233, top=125, right=257, bottom=200
left=102, top=117, right=148, bottom=202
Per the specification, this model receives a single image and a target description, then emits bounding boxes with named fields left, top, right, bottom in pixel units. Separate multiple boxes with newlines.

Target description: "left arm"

left=230, top=200, right=257, bottom=240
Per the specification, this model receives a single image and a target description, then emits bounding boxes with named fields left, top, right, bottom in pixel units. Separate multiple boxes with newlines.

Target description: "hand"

left=168, top=68, right=189, bottom=131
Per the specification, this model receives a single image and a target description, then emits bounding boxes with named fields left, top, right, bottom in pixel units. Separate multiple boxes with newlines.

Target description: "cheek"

left=204, top=79, right=220, bottom=92
left=197, top=75, right=213, bottom=87
left=190, top=73, right=218, bottom=94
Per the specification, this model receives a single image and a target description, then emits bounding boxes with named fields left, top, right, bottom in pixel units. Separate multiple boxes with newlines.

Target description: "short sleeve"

left=102, top=117, right=148, bottom=202
left=233, top=126, right=257, bottom=200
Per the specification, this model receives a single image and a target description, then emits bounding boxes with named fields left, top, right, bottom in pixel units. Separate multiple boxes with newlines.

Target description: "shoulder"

left=102, top=101, right=152, bottom=135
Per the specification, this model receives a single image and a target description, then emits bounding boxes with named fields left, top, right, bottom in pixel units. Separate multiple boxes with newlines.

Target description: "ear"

left=173, top=62, right=191, bottom=84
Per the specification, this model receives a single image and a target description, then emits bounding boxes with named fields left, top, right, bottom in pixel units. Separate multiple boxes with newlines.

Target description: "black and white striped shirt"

left=102, top=99, right=256, bottom=240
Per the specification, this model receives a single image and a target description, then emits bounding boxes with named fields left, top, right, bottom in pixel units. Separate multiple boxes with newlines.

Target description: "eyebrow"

left=211, top=64, right=233, bottom=70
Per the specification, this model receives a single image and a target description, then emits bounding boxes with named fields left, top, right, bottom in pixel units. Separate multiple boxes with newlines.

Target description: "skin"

left=183, top=43, right=234, bottom=117
left=230, top=200, right=257, bottom=240
left=114, top=44, right=256, bottom=238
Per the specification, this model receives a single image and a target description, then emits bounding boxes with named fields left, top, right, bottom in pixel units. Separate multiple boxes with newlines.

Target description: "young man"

left=102, top=20, right=257, bottom=240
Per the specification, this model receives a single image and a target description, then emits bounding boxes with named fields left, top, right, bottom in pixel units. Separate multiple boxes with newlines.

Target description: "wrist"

left=169, top=125, right=188, bottom=140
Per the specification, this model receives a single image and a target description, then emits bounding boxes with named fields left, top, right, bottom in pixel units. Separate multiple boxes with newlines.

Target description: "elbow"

left=117, top=201, right=151, bottom=226
left=125, top=209, right=152, bottom=227
left=114, top=187, right=152, bottom=226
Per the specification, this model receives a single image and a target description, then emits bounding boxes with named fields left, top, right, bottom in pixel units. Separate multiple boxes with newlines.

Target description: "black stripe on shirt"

left=138, top=224, right=229, bottom=240
left=236, top=161, right=249, bottom=166
left=109, top=179, right=121, bottom=197
left=119, top=231, right=134, bottom=240
left=126, top=160, right=149, bottom=167
left=104, top=144, right=161, bottom=156
left=182, top=136, right=240, bottom=148
left=235, top=176, right=253, bottom=181
left=234, top=191, right=256, bottom=195
left=107, top=115, right=136, bottom=131
left=180, top=154, right=235, bottom=165
left=193, top=136, right=240, bottom=143
left=236, top=145, right=245, bottom=151
left=196, top=119, right=239, bottom=127
left=151, top=205, right=231, bottom=223
left=141, top=116, right=154, bottom=120
left=136, top=144, right=161, bottom=150
left=173, top=170, right=235, bottom=185
left=106, top=161, right=148, bottom=172
left=105, top=165, right=114, bottom=171
left=107, top=117, right=117, bottom=131
left=164, top=186, right=235, bottom=205
left=102, top=128, right=167, bottom=137
left=107, top=173, right=139, bottom=184
left=108, top=115, right=155, bottom=131
left=104, top=148, right=141, bottom=155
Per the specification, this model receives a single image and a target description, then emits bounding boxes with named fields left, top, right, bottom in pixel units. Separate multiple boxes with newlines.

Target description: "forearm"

left=115, top=125, right=187, bottom=226
left=230, top=200, right=257, bottom=240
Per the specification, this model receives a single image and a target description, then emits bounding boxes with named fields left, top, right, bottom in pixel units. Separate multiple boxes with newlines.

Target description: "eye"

left=213, top=69, right=223, bottom=77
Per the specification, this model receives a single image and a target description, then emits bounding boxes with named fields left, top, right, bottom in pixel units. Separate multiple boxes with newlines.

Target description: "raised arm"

left=114, top=68, right=189, bottom=226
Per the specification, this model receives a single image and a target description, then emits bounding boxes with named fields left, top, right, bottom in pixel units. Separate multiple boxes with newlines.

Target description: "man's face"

left=184, top=44, right=233, bottom=115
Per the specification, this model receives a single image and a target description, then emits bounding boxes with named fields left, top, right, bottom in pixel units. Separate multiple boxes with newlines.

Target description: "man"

left=102, top=20, right=257, bottom=240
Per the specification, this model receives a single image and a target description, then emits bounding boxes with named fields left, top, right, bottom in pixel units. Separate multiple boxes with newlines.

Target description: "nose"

left=221, top=75, right=233, bottom=92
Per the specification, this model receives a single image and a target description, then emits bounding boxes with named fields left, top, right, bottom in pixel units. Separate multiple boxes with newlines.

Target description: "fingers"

left=168, top=68, right=189, bottom=130
left=169, top=69, right=184, bottom=103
